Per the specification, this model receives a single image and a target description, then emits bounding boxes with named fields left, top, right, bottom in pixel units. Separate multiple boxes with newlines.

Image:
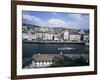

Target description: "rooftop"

left=32, top=54, right=64, bottom=62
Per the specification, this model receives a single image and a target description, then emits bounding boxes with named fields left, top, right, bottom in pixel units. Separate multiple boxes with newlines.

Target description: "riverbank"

left=23, top=40, right=86, bottom=44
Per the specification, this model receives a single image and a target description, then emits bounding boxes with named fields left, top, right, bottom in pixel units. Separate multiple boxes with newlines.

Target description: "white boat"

left=58, top=47, right=75, bottom=50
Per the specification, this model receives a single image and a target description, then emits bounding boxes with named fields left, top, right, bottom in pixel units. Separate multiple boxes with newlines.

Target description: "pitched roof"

left=32, top=54, right=54, bottom=62
left=32, top=54, right=64, bottom=62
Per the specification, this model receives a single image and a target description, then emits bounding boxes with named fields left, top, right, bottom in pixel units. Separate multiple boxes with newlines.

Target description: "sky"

left=22, top=11, right=89, bottom=30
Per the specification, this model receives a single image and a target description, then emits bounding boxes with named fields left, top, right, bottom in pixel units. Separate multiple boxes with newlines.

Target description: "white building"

left=32, top=54, right=64, bottom=68
left=69, top=31, right=81, bottom=41
left=22, top=33, right=29, bottom=40
left=35, top=32, right=43, bottom=40
left=32, top=54, right=54, bottom=67
left=63, top=30, right=69, bottom=41
left=69, top=34, right=81, bottom=41
left=31, top=33, right=37, bottom=40
left=42, top=33, right=53, bottom=40
left=35, top=32, right=53, bottom=40
left=83, top=34, right=89, bottom=41
left=22, top=31, right=53, bottom=41
left=54, top=34, right=60, bottom=41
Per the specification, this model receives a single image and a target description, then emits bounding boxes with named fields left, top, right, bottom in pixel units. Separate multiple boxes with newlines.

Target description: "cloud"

left=22, top=14, right=67, bottom=28
left=22, top=12, right=89, bottom=29
left=23, top=14, right=41, bottom=22
left=67, top=14, right=89, bottom=29
left=22, top=14, right=45, bottom=26
left=47, top=18, right=67, bottom=27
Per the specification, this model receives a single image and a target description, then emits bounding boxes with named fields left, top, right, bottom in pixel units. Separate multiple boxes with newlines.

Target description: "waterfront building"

left=32, top=54, right=54, bottom=67
left=35, top=32, right=53, bottom=40
left=27, top=30, right=33, bottom=40
left=35, top=32, right=43, bottom=40
left=63, top=30, right=69, bottom=41
left=42, top=32, right=53, bottom=40
left=22, top=24, right=89, bottom=42
left=69, top=31, right=81, bottom=41
left=31, top=33, right=37, bottom=40
left=83, top=34, right=89, bottom=41
left=32, top=54, right=64, bottom=68
left=53, top=34, right=60, bottom=41
left=22, top=33, right=29, bottom=40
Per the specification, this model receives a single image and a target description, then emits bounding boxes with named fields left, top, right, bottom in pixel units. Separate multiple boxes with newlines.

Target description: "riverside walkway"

left=23, top=40, right=86, bottom=44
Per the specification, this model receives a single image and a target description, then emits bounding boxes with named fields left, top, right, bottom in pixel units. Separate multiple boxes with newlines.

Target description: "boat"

left=58, top=47, right=75, bottom=50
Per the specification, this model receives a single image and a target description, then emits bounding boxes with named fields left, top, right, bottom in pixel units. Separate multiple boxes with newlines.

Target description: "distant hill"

left=22, top=24, right=41, bottom=28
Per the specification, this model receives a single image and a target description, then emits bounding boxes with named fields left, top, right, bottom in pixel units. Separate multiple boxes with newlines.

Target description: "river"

left=22, top=42, right=88, bottom=58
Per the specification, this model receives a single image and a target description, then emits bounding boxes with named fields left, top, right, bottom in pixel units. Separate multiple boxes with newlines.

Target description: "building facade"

left=69, top=31, right=81, bottom=41
left=32, top=54, right=54, bottom=68
left=63, top=30, right=69, bottom=41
